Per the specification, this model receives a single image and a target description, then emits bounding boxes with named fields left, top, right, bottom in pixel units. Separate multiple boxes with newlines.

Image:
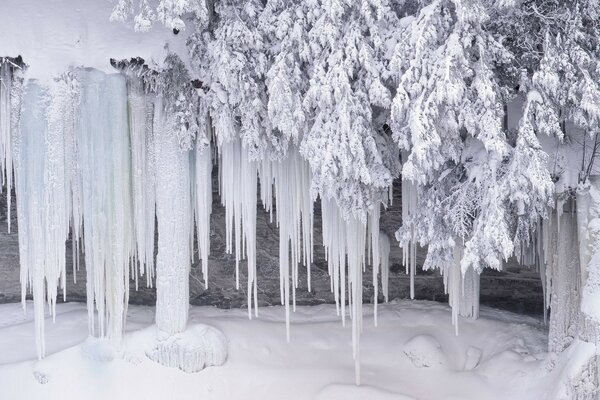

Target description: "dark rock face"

left=0, top=178, right=544, bottom=316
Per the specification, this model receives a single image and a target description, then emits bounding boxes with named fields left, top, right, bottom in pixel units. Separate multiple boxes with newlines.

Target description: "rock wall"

left=0, top=178, right=544, bottom=316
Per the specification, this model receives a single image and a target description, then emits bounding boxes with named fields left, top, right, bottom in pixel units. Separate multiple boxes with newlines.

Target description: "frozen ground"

left=0, top=300, right=561, bottom=400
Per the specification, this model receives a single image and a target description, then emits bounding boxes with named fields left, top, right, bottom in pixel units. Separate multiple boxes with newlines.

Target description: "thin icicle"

left=194, top=116, right=213, bottom=288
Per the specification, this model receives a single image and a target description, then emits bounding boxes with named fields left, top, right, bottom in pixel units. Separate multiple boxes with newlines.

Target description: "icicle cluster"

left=0, top=62, right=15, bottom=233
left=1, top=60, right=398, bottom=383
left=400, top=170, right=418, bottom=299
left=258, top=148, right=314, bottom=339
left=218, top=134, right=259, bottom=318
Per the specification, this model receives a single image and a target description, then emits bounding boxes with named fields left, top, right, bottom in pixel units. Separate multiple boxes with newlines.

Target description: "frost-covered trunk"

left=544, top=185, right=600, bottom=399
left=568, top=178, right=600, bottom=399
left=153, top=97, right=191, bottom=336
left=546, top=204, right=581, bottom=354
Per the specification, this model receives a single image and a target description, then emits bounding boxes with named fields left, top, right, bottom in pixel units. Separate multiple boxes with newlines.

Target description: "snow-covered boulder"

left=147, top=324, right=228, bottom=373
left=403, top=334, right=446, bottom=368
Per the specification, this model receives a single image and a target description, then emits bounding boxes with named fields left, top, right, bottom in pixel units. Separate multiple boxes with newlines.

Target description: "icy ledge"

left=146, top=325, right=228, bottom=373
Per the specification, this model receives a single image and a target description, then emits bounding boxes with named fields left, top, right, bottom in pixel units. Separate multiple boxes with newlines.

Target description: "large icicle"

left=16, top=77, right=76, bottom=358
left=218, top=133, right=258, bottom=318
left=193, top=116, right=213, bottom=288
left=321, top=196, right=367, bottom=385
left=0, top=62, right=14, bottom=233
left=401, top=172, right=418, bottom=299
left=77, top=70, right=134, bottom=345
left=126, top=72, right=156, bottom=289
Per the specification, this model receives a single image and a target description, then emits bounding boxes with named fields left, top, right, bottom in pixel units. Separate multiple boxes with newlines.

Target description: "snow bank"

left=0, top=0, right=189, bottom=81
left=0, top=301, right=550, bottom=400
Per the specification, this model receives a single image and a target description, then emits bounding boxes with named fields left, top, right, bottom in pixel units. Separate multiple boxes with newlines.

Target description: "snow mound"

left=464, top=346, right=482, bottom=370
left=403, top=334, right=446, bottom=368
left=146, top=324, right=228, bottom=373
left=315, top=384, right=416, bottom=400
left=81, top=338, right=115, bottom=362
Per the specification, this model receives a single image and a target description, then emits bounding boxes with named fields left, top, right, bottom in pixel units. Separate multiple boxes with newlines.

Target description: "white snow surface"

left=0, top=300, right=566, bottom=400
left=0, top=0, right=190, bottom=81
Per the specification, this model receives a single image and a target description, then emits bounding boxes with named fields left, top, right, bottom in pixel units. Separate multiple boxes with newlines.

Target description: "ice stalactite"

left=0, top=63, right=14, bottom=233
left=379, top=232, right=391, bottom=304
left=15, top=76, right=79, bottom=358
left=445, top=241, right=480, bottom=335
left=401, top=176, right=418, bottom=299
left=127, top=72, right=156, bottom=289
left=153, top=95, right=192, bottom=336
left=459, top=266, right=480, bottom=320
left=193, top=124, right=213, bottom=289
left=258, top=148, right=314, bottom=339
left=218, top=134, right=258, bottom=318
left=77, top=70, right=134, bottom=345
left=369, top=206, right=392, bottom=327
left=321, top=196, right=367, bottom=384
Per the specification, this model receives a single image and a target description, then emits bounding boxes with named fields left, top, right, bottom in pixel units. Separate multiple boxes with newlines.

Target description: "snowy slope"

left=0, top=300, right=558, bottom=400
left=0, top=0, right=189, bottom=81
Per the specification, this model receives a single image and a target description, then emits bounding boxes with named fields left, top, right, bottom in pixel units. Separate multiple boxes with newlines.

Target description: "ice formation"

left=0, top=62, right=15, bottom=233
left=127, top=72, right=156, bottom=289
left=146, top=324, right=228, bottom=373
left=78, top=70, right=134, bottom=344
left=217, top=134, right=258, bottom=318
left=259, top=148, right=314, bottom=339
left=400, top=170, right=418, bottom=300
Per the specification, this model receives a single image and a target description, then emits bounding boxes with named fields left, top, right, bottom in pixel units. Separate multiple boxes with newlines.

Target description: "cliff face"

left=0, top=178, right=544, bottom=316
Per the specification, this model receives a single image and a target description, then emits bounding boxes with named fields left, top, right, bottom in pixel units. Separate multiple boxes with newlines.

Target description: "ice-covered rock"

left=146, top=324, right=228, bottom=373
left=403, top=334, right=446, bottom=368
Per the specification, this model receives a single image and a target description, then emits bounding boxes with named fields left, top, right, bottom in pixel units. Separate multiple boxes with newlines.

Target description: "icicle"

left=0, top=63, right=14, bottom=233
left=16, top=77, right=76, bottom=358
left=265, top=148, right=314, bottom=340
left=217, top=132, right=258, bottom=319
left=127, top=72, right=156, bottom=288
left=153, top=95, right=192, bottom=335
left=321, top=196, right=367, bottom=384
left=379, top=232, right=391, bottom=304
left=401, top=159, right=418, bottom=300
left=77, top=70, right=134, bottom=344
left=193, top=115, right=212, bottom=289
left=446, top=240, right=481, bottom=335
left=369, top=207, right=380, bottom=326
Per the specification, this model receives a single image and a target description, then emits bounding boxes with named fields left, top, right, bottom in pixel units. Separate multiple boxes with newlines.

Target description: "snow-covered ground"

left=0, top=300, right=564, bottom=400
